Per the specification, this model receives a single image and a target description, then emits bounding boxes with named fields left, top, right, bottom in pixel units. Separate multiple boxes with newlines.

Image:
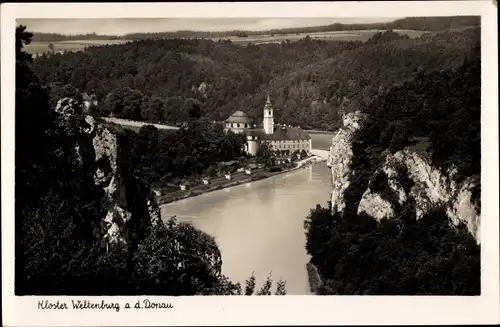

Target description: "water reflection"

left=160, top=163, right=332, bottom=295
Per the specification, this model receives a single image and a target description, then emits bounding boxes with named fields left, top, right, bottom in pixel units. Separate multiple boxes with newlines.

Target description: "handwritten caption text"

left=38, top=299, right=174, bottom=312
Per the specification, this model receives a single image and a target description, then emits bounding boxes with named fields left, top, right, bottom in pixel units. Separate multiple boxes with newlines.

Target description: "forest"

left=116, top=120, right=247, bottom=189
left=30, top=19, right=479, bottom=131
left=304, top=202, right=480, bottom=295
left=15, top=26, right=285, bottom=296
left=304, top=37, right=481, bottom=295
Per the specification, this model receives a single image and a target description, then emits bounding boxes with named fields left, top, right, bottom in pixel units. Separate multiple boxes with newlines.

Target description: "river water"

left=160, top=163, right=332, bottom=295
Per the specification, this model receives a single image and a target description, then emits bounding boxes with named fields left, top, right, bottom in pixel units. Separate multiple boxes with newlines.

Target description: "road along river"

left=160, top=162, right=332, bottom=295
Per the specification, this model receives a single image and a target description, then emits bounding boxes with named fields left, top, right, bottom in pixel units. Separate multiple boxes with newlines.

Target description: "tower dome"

left=226, top=111, right=255, bottom=124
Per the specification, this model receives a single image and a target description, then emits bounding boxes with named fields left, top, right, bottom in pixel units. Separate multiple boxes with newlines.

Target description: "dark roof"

left=226, top=111, right=255, bottom=124
left=244, top=129, right=265, bottom=137
left=264, top=95, right=273, bottom=110
left=244, top=126, right=310, bottom=141
left=262, top=125, right=311, bottom=141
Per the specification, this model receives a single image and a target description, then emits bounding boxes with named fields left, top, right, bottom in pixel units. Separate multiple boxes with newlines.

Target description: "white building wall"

left=225, top=122, right=248, bottom=134
left=247, top=140, right=260, bottom=156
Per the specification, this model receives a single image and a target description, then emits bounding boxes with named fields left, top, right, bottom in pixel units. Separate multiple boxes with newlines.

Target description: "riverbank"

left=156, top=155, right=326, bottom=205
left=156, top=165, right=296, bottom=205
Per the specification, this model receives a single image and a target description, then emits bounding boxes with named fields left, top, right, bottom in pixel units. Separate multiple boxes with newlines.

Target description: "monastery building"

left=224, top=96, right=312, bottom=156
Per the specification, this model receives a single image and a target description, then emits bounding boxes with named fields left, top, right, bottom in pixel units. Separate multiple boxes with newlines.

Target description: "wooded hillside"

left=30, top=23, right=479, bottom=131
left=304, top=34, right=481, bottom=296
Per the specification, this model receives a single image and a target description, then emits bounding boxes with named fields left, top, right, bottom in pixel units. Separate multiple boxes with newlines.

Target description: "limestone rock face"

left=327, top=111, right=480, bottom=243
left=358, top=150, right=480, bottom=242
left=54, top=97, right=161, bottom=245
left=327, top=111, right=366, bottom=213
left=357, top=190, right=395, bottom=219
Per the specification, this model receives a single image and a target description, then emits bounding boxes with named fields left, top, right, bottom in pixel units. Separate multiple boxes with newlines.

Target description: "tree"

left=164, top=96, right=188, bottom=123
left=237, top=156, right=248, bottom=167
left=48, top=83, right=82, bottom=107
left=140, top=96, right=165, bottom=122
left=388, top=121, right=408, bottom=153
left=275, top=280, right=287, bottom=295
left=183, top=98, right=203, bottom=121
left=256, top=141, right=274, bottom=166
left=131, top=217, right=223, bottom=295
left=205, top=165, right=218, bottom=178
left=101, top=87, right=146, bottom=120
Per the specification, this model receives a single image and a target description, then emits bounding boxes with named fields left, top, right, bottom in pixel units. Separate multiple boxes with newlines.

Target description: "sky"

left=17, top=18, right=398, bottom=35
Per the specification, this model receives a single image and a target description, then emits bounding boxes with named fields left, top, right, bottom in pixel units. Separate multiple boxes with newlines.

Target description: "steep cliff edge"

left=326, top=111, right=366, bottom=214
left=54, top=97, right=161, bottom=246
left=304, top=33, right=480, bottom=296
left=327, top=112, right=480, bottom=242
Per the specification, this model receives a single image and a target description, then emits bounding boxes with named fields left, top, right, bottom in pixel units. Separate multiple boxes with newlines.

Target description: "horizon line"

left=17, top=17, right=403, bottom=36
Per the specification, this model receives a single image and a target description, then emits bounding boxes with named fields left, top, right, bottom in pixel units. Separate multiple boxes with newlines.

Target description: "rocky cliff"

left=55, top=97, right=161, bottom=245
left=326, top=111, right=366, bottom=214
left=327, top=112, right=481, bottom=242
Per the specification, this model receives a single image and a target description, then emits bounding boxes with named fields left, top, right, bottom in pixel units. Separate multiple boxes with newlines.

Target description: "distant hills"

left=30, top=16, right=480, bottom=42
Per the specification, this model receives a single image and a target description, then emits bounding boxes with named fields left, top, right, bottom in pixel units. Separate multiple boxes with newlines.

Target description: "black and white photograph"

left=2, top=1, right=499, bottom=326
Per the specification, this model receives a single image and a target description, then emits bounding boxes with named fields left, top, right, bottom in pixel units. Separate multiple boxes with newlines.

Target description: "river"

left=160, top=162, right=332, bottom=295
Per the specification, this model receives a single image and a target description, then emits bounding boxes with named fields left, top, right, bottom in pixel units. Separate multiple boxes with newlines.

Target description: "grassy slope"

left=24, top=39, right=129, bottom=55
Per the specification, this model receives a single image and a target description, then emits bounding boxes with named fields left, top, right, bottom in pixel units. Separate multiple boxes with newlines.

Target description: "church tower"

left=263, top=94, right=274, bottom=135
